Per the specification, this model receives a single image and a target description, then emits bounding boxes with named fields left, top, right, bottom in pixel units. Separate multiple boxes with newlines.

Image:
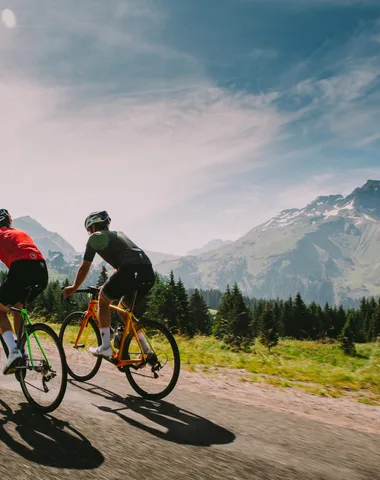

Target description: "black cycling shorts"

left=101, top=264, right=155, bottom=316
left=0, top=259, right=49, bottom=306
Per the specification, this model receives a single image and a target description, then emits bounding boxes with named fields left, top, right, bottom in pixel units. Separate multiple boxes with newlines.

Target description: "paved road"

left=0, top=367, right=379, bottom=480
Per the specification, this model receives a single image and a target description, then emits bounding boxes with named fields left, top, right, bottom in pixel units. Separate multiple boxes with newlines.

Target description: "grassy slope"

left=176, top=336, right=380, bottom=405
left=48, top=319, right=379, bottom=405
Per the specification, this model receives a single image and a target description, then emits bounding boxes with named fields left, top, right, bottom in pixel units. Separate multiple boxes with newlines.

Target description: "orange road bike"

left=59, top=286, right=180, bottom=400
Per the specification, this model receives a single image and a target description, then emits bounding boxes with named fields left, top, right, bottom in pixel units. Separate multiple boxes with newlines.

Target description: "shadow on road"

left=0, top=399, right=104, bottom=469
left=70, top=380, right=236, bottom=447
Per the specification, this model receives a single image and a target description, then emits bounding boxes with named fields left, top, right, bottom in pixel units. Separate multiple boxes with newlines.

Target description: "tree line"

left=2, top=268, right=379, bottom=353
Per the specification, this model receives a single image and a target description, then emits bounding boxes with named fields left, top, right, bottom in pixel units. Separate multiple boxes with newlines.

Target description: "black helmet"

left=84, top=211, right=111, bottom=231
left=0, top=209, right=11, bottom=227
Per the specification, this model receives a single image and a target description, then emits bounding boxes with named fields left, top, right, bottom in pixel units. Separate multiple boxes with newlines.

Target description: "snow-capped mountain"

left=155, top=180, right=380, bottom=306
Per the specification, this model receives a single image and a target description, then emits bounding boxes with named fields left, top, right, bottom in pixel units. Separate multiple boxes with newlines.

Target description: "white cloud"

left=356, top=132, right=380, bottom=146
left=1, top=0, right=379, bottom=256
left=1, top=9, right=16, bottom=28
left=1, top=79, right=287, bottom=252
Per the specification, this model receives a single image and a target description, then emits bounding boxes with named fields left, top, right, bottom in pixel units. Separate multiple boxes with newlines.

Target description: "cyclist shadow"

left=70, top=380, right=236, bottom=447
left=0, top=399, right=104, bottom=469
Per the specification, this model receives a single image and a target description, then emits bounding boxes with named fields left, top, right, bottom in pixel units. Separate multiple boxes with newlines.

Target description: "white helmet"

left=84, top=211, right=111, bottom=231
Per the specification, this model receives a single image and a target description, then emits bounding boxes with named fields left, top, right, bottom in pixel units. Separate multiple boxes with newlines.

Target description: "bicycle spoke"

left=19, top=324, right=67, bottom=413
left=59, top=313, right=102, bottom=381
left=124, top=320, right=180, bottom=400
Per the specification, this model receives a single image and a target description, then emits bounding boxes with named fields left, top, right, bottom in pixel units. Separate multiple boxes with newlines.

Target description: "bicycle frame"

left=10, top=306, right=51, bottom=369
left=73, top=298, right=152, bottom=368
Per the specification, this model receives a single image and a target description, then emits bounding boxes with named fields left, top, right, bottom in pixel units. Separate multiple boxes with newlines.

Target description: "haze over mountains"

left=155, top=180, right=380, bottom=306
left=6, top=180, right=380, bottom=306
left=187, top=239, right=233, bottom=256
left=10, top=216, right=180, bottom=268
left=13, top=216, right=77, bottom=262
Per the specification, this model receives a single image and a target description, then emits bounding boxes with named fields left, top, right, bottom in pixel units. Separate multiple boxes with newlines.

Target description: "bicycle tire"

left=19, top=323, right=67, bottom=413
left=123, top=319, right=180, bottom=400
left=59, top=312, right=102, bottom=382
left=0, top=334, right=8, bottom=373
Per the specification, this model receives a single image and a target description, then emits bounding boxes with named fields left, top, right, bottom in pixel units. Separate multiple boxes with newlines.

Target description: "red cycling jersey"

left=0, top=227, right=45, bottom=269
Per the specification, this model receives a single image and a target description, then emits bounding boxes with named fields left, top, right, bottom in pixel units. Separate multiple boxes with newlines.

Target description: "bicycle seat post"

left=129, top=290, right=138, bottom=315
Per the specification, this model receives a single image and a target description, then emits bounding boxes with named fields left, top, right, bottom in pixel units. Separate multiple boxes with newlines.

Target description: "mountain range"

left=13, top=216, right=77, bottom=262
left=10, top=216, right=180, bottom=268
left=7, top=179, right=380, bottom=306
left=154, top=180, right=380, bottom=306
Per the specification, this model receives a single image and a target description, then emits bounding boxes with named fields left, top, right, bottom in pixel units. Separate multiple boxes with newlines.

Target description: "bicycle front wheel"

left=123, top=319, right=180, bottom=400
left=19, top=323, right=67, bottom=413
left=59, top=312, right=102, bottom=381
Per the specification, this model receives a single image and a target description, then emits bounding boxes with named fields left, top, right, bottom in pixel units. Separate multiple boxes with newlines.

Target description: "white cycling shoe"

left=3, top=348, right=23, bottom=375
left=89, top=345, right=113, bottom=358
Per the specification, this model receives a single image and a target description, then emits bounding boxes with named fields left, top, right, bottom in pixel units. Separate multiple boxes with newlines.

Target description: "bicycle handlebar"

left=75, top=286, right=100, bottom=295
left=61, top=286, right=100, bottom=304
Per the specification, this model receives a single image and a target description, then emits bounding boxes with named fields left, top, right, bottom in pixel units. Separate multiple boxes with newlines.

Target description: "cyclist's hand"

left=62, top=286, right=77, bottom=298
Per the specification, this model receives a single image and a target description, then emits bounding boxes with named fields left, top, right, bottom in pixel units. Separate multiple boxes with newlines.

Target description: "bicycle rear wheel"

left=59, top=312, right=102, bottom=381
left=19, top=323, right=67, bottom=413
left=0, top=334, right=9, bottom=373
left=123, top=319, right=180, bottom=400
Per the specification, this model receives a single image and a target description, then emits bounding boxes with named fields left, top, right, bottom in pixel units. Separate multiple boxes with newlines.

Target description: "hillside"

left=12, top=216, right=77, bottom=262
left=6, top=216, right=179, bottom=269
left=155, top=180, right=380, bottom=306
left=187, top=239, right=233, bottom=256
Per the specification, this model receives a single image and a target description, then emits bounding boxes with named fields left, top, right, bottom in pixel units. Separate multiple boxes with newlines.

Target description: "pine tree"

left=273, top=301, right=283, bottom=337
left=189, top=289, right=211, bottom=335
left=282, top=296, right=294, bottom=338
left=145, top=274, right=167, bottom=323
left=293, top=293, right=309, bottom=338
left=368, top=301, right=380, bottom=342
left=336, top=305, right=347, bottom=339
left=308, top=301, right=323, bottom=340
left=259, top=303, right=279, bottom=352
left=213, top=285, right=233, bottom=339
left=231, top=283, right=251, bottom=339
left=176, top=278, right=191, bottom=335
left=96, top=265, right=108, bottom=288
left=161, top=271, right=180, bottom=330
left=339, top=312, right=357, bottom=355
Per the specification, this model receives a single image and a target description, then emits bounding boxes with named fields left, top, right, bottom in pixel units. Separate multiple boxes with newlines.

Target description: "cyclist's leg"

left=89, top=269, right=126, bottom=357
left=10, top=259, right=48, bottom=338
left=0, top=270, right=23, bottom=373
left=1, top=260, right=48, bottom=373
left=122, top=264, right=155, bottom=318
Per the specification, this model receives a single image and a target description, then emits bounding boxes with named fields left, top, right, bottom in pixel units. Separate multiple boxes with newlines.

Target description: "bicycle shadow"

left=69, top=380, right=236, bottom=447
left=0, top=399, right=104, bottom=469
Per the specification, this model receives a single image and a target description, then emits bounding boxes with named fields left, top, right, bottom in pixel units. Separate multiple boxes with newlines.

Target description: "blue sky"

left=1, top=0, right=380, bottom=254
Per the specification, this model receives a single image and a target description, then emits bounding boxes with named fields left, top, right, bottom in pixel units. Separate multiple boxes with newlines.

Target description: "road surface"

left=0, top=367, right=379, bottom=480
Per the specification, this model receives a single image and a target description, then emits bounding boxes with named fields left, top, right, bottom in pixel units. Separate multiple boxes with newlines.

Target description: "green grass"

left=175, top=336, right=380, bottom=404
left=45, top=319, right=380, bottom=404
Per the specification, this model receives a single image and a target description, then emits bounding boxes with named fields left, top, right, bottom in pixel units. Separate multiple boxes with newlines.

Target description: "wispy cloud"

left=0, top=77, right=288, bottom=250
left=1, top=0, right=379, bottom=254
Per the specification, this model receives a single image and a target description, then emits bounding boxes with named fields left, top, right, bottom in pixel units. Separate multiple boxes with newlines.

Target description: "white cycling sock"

left=100, top=328, right=111, bottom=350
left=3, top=330, right=17, bottom=352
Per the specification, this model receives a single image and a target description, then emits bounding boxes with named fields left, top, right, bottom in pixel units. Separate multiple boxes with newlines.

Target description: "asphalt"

left=0, top=367, right=379, bottom=480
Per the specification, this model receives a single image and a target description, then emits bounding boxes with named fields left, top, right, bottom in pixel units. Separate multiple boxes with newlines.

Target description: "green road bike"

left=0, top=293, right=67, bottom=413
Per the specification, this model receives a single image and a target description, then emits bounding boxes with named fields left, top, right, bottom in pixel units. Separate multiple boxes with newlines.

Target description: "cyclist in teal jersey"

left=63, top=211, right=155, bottom=358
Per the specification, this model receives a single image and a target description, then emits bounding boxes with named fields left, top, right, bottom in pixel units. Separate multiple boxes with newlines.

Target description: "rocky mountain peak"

left=344, top=179, right=380, bottom=216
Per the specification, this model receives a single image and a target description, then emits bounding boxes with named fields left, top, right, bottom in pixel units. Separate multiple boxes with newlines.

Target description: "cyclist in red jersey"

left=0, top=209, right=48, bottom=374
